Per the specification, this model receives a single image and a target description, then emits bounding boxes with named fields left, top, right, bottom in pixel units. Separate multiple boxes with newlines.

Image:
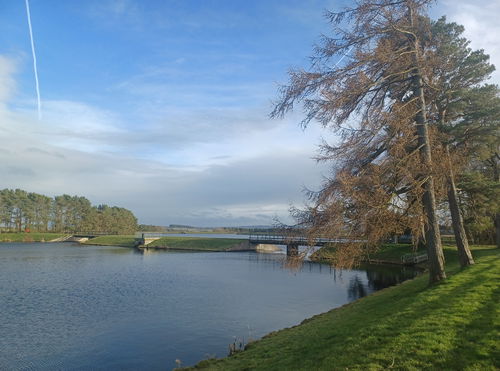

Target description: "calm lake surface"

left=0, top=242, right=419, bottom=370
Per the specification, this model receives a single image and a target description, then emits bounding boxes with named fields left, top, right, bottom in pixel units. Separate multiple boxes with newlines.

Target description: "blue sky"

left=0, top=0, right=498, bottom=226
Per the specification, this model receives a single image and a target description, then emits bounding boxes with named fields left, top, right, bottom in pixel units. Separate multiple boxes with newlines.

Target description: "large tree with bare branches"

left=273, top=0, right=500, bottom=281
left=272, top=0, right=449, bottom=282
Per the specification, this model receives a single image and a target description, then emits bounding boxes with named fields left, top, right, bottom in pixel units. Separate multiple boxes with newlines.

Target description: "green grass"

left=0, top=232, right=67, bottom=242
left=148, top=237, right=245, bottom=251
left=81, top=235, right=247, bottom=250
left=312, top=243, right=420, bottom=264
left=186, top=245, right=499, bottom=370
left=367, top=243, right=423, bottom=263
left=82, top=235, right=137, bottom=247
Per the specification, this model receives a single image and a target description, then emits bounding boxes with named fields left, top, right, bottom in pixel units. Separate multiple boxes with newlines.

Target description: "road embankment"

left=81, top=235, right=253, bottom=252
left=144, top=237, right=252, bottom=251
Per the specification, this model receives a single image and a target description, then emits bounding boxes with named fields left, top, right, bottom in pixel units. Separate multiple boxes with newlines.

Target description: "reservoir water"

left=0, top=242, right=418, bottom=370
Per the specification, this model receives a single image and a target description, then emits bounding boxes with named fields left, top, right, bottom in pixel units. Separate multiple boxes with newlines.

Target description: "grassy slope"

left=82, top=235, right=137, bottom=247
left=148, top=237, right=244, bottom=251
left=312, top=243, right=422, bottom=264
left=0, top=232, right=67, bottom=242
left=81, top=235, right=245, bottom=251
left=188, top=245, right=499, bottom=370
left=367, top=243, right=422, bottom=262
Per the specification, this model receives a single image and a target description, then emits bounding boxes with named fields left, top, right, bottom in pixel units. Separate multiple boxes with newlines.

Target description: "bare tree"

left=272, top=0, right=449, bottom=283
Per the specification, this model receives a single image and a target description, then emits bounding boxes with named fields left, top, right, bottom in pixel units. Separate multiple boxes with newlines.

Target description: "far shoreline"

left=0, top=232, right=426, bottom=267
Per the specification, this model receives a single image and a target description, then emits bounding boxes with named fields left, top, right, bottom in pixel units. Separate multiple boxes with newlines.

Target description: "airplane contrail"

left=25, top=0, right=42, bottom=120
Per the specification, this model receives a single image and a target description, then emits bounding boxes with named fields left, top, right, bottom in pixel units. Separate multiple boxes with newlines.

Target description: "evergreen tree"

left=426, top=17, right=496, bottom=265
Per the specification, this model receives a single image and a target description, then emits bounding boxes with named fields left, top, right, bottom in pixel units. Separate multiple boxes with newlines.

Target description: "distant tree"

left=12, top=189, right=29, bottom=232
left=53, top=195, right=72, bottom=232
left=90, top=204, right=137, bottom=234
left=0, top=189, right=138, bottom=235
left=0, top=189, right=15, bottom=230
left=35, top=193, right=52, bottom=231
left=138, top=224, right=168, bottom=232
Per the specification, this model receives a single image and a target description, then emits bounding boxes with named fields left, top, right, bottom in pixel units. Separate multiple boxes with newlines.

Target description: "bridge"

left=248, top=234, right=341, bottom=256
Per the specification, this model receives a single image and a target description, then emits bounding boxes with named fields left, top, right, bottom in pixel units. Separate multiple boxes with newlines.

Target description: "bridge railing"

left=248, top=234, right=366, bottom=245
left=135, top=232, right=168, bottom=238
left=249, top=234, right=334, bottom=244
left=401, top=253, right=428, bottom=265
left=248, top=234, right=305, bottom=241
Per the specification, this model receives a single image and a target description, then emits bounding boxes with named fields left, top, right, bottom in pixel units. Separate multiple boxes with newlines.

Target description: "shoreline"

left=183, top=244, right=498, bottom=370
left=1, top=234, right=423, bottom=265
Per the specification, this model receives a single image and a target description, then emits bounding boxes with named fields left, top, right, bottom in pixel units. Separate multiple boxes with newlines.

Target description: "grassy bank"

left=366, top=243, right=423, bottom=263
left=186, top=245, right=499, bottom=370
left=312, top=243, right=423, bottom=265
left=81, top=235, right=247, bottom=251
left=147, top=237, right=246, bottom=251
left=81, top=235, right=137, bottom=247
left=0, top=232, right=67, bottom=242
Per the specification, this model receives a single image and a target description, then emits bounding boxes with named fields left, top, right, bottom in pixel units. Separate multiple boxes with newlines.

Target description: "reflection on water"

left=0, top=243, right=419, bottom=370
left=348, top=264, right=420, bottom=301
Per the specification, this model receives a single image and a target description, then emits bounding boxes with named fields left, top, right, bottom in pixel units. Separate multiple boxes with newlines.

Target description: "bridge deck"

left=248, top=234, right=344, bottom=247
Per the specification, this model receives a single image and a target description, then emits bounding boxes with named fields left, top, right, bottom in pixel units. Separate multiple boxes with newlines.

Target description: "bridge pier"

left=286, top=244, right=299, bottom=256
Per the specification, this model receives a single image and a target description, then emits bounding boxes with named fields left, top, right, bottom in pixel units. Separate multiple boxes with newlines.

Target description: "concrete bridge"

left=248, top=234, right=339, bottom=256
left=135, top=233, right=165, bottom=247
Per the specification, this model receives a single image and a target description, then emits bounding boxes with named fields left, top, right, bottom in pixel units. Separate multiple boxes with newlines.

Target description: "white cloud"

left=0, top=110, right=324, bottom=226
left=12, top=99, right=127, bottom=153
left=0, top=56, right=17, bottom=108
left=0, top=55, right=326, bottom=226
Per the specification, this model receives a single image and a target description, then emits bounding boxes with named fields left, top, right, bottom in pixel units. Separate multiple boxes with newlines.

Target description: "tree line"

left=0, top=189, right=137, bottom=234
left=273, top=0, right=499, bottom=283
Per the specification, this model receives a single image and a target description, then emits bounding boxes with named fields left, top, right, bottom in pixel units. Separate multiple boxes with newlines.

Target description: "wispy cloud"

left=13, top=99, right=126, bottom=153
left=277, top=0, right=339, bottom=27
left=0, top=56, right=17, bottom=108
left=88, top=0, right=141, bottom=24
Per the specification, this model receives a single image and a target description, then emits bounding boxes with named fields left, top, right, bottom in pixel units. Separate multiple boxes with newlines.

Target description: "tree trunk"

left=494, top=160, right=500, bottom=249
left=422, top=178, right=446, bottom=283
left=494, top=213, right=500, bottom=249
left=415, top=93, right=446, bottom=281
left=416, top=219, right=426, bottom=252
left=409, top=9, right=446, bottom=282
left=445, top=145, right=474, bottom=266
left=447, top=181, right=475, bottom=265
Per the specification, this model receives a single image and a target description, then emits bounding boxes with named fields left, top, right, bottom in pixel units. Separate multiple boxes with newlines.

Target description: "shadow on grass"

left=360, top=255, right=499, bottom=370
left=440, top=286, right=500, bottom=370
left=310, top=260, right=496, bottom=369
